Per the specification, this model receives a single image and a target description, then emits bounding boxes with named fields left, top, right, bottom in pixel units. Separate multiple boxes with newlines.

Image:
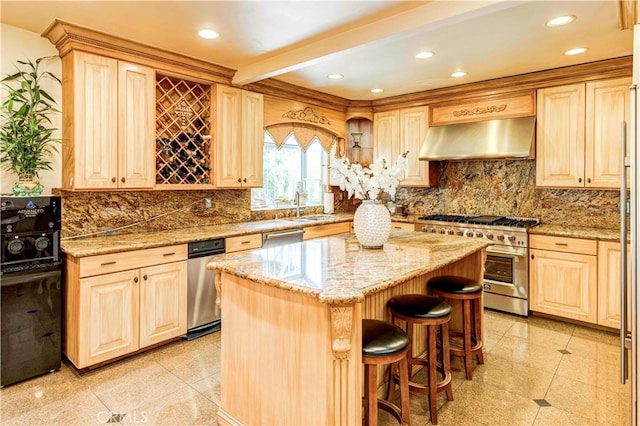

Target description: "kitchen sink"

left=286, top=215, right=335, bottom=222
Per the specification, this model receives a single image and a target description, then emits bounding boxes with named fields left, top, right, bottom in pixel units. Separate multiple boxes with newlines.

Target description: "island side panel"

left=218, top=272, right=362, bottom=426
left=363, top=249, right=486, bottom=390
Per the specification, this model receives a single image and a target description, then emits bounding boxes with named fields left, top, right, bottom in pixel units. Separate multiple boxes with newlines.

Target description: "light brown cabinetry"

left=536, top=77, right=630, bottom=188
left=302, top=222, right=351, bottom=240
left=597, top=241, right=630, bottom=329
left=391, top=221, right=416, bottom=231
left=215, top=85, right=264, bottom=188
left=64, top=245, right=187, bottom=368
left=62, top=51, right=155, bottom=189
left=374, top=107, right=437, bottom=187
left=225, top=233, right=263, bottom=253
left=529, top=235, right=598, bottom=323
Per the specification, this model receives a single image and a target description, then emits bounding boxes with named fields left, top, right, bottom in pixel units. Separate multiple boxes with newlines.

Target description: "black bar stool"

left=387, top=294, right=453, bottom=425
left=362, top=319, right=411, bottom=426
left=428, top=275, right=484, bottom=380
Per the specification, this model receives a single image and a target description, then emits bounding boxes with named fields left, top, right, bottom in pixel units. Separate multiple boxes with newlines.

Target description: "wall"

left=1, top=23, right=62, bottom=194
left=396, top=159, right=621, bottom=229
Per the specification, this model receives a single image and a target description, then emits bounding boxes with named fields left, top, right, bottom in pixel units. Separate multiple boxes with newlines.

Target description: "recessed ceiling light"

left=327, top=74, right=344, bottom=80
left=564, top=47, right=587, bottom=56
left=371, top=88, right=384, bottom=93
left=451, top=71, right=467, bottom=78
left=415, top=51, right=435, bottom=59
left=198, top=29, right=219, bottom=39
left=546, top=15, right=576, bottom=27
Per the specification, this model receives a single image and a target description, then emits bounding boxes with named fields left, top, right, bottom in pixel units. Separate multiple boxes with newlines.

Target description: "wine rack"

left=155, top=75, right=212, bottom=186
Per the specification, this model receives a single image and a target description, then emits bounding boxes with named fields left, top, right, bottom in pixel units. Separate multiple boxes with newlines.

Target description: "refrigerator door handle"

left=621, top=117, right=630, bottom=384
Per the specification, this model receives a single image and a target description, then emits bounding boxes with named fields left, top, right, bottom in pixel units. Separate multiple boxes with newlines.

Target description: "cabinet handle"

left=531, top=254, right=535, bottom=259
left=555, top=243, right=569, bottom=246
left=163, top=252, right=176, bottom=256
left=578, top=177, right=582, bottom=183
left=243, top=178, right=247, bottom=183
left=143, top=274, right=148, bottom=280
left=237, top=178, right=242, bottom=183
left=111, top=177, right=116, bottom=183
left=587, top=178, right=591, bottom=183
left=101, top=261, right=116, bottom=266
left=240, top=240, right=251, bottom=244
left=134, top=276, right=139, bottom=283
left=121, top=177, right=126, bottom=183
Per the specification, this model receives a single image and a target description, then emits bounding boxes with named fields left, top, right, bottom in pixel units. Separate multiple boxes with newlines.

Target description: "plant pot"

left=12, top=179, right=44, bottom=196
left=353, top=199, right=392, bottom=249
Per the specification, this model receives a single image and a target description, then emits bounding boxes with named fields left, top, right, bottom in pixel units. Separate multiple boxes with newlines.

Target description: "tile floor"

left=0, top=309, right=632, bottom=425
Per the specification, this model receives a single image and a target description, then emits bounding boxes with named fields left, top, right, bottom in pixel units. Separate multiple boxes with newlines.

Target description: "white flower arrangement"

left=330, top=151, right=408, bottom=200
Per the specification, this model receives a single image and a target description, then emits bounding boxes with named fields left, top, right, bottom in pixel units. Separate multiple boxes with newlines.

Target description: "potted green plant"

left=0, top=56, right=61, bottom=196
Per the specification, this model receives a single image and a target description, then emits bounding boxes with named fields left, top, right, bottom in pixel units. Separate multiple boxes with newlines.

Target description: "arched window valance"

left=265, top=122, right=339, bottom=153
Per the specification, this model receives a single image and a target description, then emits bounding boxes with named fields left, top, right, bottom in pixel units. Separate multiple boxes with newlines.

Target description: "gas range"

left=415, top=214, right=539, bottom=247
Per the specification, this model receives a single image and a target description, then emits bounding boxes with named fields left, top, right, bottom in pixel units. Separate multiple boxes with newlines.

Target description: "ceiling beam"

left=231, top=0, right=516, bottom=86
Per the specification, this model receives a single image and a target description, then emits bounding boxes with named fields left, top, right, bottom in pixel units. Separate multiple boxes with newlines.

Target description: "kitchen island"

left=207, top=231, right=489, bottom=426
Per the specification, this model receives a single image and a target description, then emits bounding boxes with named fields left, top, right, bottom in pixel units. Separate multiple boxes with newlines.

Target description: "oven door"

left=483, top=244, right=528, bottom=299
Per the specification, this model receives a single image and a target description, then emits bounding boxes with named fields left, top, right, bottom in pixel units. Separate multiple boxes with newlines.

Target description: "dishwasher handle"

left=263, top=228, right=305, bottom=247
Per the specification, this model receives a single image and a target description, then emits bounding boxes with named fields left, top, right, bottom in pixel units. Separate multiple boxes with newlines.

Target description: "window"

left=251, top=132, right=327, bottom=210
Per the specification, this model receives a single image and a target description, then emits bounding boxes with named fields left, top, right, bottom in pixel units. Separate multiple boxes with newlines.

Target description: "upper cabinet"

left=536, top=77, right=631, bottom=189
left=62, top=51, right=155, bottom=189
left=373, top=106, right=437, bottom=187
left=215, top=85, right=264, bottom=188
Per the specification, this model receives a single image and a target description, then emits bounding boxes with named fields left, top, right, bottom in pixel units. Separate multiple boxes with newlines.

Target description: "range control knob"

left=486, top=233, right=494, bottom=240
left=508, top=235, right=516, bottom=242
left=7, top=239, right=24, bottom=254
left=457, top=231, right=464, bottom=236
left=497, top=235, right=505, bottom=241
left=430, top=228, right=437, bottom=233
left=35, top=236, right=49, bottom=251
left=466, top=231, right=474, bottom=237
left=439, top=229, right=446, bottom=234
left=447, top=230, right=454, bottom=235
left=475, top=232, right=483, bottom=238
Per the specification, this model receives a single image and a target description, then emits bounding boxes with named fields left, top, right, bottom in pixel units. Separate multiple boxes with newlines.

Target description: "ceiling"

left=0, top=1, right=634, bottom=101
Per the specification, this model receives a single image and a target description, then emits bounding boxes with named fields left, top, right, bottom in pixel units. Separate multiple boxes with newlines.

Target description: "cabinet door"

left=399, top=106, right=432, bottom=186
left=72, top=52, right=118, bottom=189
left=585, top=78, right=631, bottom=188
left=373, top=110, right=400, bottom=163
left=118, top=62, right=155, bottom=188
left=241, top=90, right=264, bottom=187
left=216, top=85, right=243, bottom=187
left=139, top=261, right=188, bottom=348
left=530, top=248, right=597, bottom=323
left=597, top=241, right=631, bottom=329
left=79, top=270, right=139, bottom=368
left=536, top=84, right=586, bottom=187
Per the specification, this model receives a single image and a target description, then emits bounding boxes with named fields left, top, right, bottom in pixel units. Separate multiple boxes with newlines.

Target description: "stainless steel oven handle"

left=485, top=245, right=527, bottom=258
left=1, top=269, right=61, bottom=286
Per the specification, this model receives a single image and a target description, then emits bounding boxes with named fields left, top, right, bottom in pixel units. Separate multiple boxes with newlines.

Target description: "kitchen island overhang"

left=207, top=231, right=489, bottom=426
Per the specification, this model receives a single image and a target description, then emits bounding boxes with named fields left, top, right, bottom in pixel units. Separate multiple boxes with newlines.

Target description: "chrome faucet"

left=294, top=191, right=301, bottom=217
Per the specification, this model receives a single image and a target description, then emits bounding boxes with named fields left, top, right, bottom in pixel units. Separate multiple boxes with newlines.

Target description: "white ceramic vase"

left=353, top=199, right=391, bottom=249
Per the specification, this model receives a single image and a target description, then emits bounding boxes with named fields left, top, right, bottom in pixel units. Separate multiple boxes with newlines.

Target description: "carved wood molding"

left=618, top=0, right=640, bottom=29
left=452, top=104, right=507, bottom=117
left=329, top=305, right=355, bottom=360
left=282, top=106, right=331, bottom=125
left=214, top=271, right=222, bottom=310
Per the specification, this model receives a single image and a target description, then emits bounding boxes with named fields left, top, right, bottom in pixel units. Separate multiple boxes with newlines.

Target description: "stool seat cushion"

left=362, top=319, right=409, bottom=358
left=388, top=294, right=452, bottom=318
left=428, top=276, right=483, bottom=294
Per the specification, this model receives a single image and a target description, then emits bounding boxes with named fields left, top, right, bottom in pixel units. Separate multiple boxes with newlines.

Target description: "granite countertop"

left=61, top=213, right=354, bottom=257
left=206, top=230, right=490, bottom=304
left=529, top=224, right=624, bottom=241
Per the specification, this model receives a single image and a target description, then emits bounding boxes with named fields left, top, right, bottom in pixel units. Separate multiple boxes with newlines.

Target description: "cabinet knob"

left=121, top=177, right=126, bottom=183
left=143, top=274, right=148, bottom=280
left=587, top=178, right=591, bottom=183
left=237, top=178, right=242, bottom=183
left=578, top=177, right=582, bottom=183
left=112, top=177, right=116, bottom=183
left=531, top=254, right=535, bottom=260
left=134, top=276, right=139, bottom=283
left=243, top=178, right=247, bottom=183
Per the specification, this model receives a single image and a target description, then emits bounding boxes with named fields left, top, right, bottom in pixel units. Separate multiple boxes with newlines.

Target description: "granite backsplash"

left=58, top=159, right=621, bottom=238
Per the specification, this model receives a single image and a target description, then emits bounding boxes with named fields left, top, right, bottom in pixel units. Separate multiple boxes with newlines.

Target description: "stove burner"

left=417, top=214, right=539, bottom=229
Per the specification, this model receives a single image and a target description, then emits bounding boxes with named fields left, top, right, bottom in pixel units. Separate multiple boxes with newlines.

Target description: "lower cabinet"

left=303, top=222, right=351, bottom=240
left=64, top=244, right=188, bottom=368
left=529, top=235, right=597, bottom=323
left=530, top=235, right=629, bottom=329
left=391, top=221, right=416, bottom=231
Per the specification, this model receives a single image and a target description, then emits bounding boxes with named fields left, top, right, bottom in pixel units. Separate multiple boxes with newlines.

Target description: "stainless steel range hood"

left=418, top=116, right=536, bottom=161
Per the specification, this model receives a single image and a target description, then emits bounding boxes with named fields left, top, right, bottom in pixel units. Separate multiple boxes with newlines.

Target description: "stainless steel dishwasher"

left=262, top=228, right=305, bottom=247
left=185, top=238, right=225, bottom=340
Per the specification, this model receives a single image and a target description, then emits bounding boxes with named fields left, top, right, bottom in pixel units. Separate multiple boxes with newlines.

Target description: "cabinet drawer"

left=225, top=233, right=262, bottom=253
left=391, top=222, right=416, bottom=231
left=529, top=235, right=597, bottom=255
left=79, top=244, right=187, bottom=278
left=303, top=222, right=351, bottom=240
